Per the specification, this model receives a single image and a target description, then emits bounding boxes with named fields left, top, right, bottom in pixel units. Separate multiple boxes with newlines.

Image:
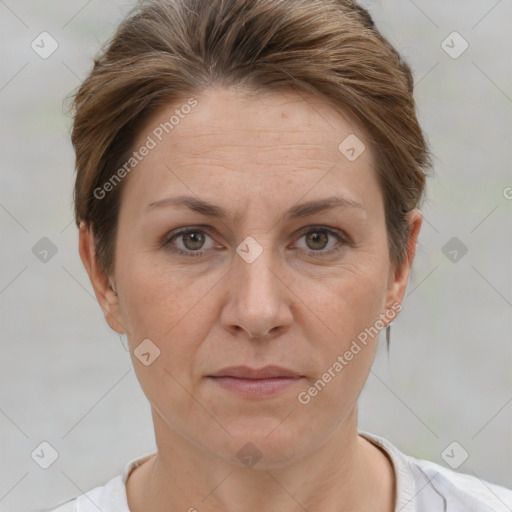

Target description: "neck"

left=127, top=406, right=396, bottom=512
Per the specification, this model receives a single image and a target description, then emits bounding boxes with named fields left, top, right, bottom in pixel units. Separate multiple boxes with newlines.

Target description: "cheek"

left=303, top=262, right=389, bottom=339
left=339, top=270, right=387, bottom=323
left=294, top=273, right=386, bottom=422
left=117, top=251, right=219, bottom=354
left=116, top=256, right=210, bottom=410
left=295, top=262, right=388, bottom=388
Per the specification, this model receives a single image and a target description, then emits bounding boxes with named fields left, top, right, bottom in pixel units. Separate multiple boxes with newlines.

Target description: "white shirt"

left=39, top=431, right=512, bottom=512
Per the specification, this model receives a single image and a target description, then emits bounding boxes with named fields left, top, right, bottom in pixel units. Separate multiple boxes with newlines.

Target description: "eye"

left=164, top=228, right=215, bottom=257
left=163, top=226, right=349, bottom=258
left=293, top=227, right=348, bottom=257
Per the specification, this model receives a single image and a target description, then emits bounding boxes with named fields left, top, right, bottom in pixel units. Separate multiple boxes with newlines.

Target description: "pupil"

left=185, top=232, right=204, bottom=250
left=307, top=231, right=327, bottom=250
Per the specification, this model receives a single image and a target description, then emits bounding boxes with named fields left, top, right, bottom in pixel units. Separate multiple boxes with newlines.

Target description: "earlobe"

left=78, top=221, right=125, bottom=335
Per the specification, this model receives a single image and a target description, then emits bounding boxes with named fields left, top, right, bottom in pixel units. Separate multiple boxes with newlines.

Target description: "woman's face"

left=81, top=85, right=420, bottom=468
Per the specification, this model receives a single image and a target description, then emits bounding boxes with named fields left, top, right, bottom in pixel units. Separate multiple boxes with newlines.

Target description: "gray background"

left=1, top=1, right=511, bottom=511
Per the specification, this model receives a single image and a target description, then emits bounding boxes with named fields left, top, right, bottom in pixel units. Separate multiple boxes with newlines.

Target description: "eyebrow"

left=143, top=194, right=365, bottom=222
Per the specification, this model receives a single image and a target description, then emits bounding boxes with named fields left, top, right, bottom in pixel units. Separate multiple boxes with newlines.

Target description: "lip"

left=209, top=365, right=303, bottom=379
left=207, top=366, right=304, bottom=398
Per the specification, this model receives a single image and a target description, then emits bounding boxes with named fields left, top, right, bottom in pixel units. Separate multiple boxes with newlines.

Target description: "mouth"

left=207, top=365, right=305, bottom=398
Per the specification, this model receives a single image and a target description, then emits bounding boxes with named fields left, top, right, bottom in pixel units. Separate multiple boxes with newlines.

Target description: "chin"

left=212, top=416, right=308, bottom=470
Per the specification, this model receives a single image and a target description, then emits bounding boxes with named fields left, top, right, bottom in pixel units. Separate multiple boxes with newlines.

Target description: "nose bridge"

left=225, top=233, right=291, bottom=338
left=235, top=233, right=280, bottom=304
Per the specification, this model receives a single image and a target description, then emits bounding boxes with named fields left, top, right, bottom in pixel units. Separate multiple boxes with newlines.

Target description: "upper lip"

left=209, top=365, right=303, bottom=379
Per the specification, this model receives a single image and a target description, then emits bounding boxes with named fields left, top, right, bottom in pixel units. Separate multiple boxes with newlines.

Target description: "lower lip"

left=209, top=376, right=303, bottom=398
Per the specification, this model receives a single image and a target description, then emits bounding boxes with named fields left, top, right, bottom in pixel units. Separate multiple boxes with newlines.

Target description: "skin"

left=79, top=85, right=422, bottom=512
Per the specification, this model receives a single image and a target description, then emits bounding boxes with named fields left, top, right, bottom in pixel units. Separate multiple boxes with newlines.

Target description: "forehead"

left=164, top=86, right=361, bottom=146
left=121, top=85, right=380, bottom=218
left=134, top=85, right=371, bottom=158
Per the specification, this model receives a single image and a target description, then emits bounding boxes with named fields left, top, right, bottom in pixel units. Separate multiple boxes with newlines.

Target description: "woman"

left=42, top=0, right=512, bottom=511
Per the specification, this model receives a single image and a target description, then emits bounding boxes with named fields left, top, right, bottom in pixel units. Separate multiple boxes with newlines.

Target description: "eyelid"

left=291, top=226, right=350, bottom=258
left=294, top=225, right=350, bottom=243
left=163, top=226, right=218, bottom=252
left=163, top=225, right=351, bottom=257
left=162, top=225, right=218, bottom=244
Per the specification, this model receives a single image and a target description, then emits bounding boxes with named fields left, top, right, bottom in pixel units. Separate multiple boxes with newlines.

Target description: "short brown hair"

left=70, top=0, right=431, bottom=278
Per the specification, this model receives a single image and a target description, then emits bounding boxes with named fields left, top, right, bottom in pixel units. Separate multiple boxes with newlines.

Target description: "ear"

left=383, top=209, right=423, bottom=318
left=78, top=221, right=126, bottom=334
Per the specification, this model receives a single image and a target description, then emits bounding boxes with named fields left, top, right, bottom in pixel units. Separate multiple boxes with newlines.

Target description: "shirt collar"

left=358, top=430, right=416, bottom=512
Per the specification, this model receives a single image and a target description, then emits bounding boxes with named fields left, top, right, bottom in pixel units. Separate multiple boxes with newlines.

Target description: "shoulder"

left=35, top=475, right=123, bottom=512
left=34, top=499, right=77, bottom=512
left=359, top=431, right=512, bottom=512
left=408, top=455, right=512, bottom=512
left=35, top=452, right=155, bottom=512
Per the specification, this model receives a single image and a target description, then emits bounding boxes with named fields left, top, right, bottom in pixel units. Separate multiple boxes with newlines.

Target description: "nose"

left=220, top=239, right=293, bottom=340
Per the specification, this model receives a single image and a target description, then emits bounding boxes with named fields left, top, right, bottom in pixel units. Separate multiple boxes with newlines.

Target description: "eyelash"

left=163, top=226, right=349, bottom=259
